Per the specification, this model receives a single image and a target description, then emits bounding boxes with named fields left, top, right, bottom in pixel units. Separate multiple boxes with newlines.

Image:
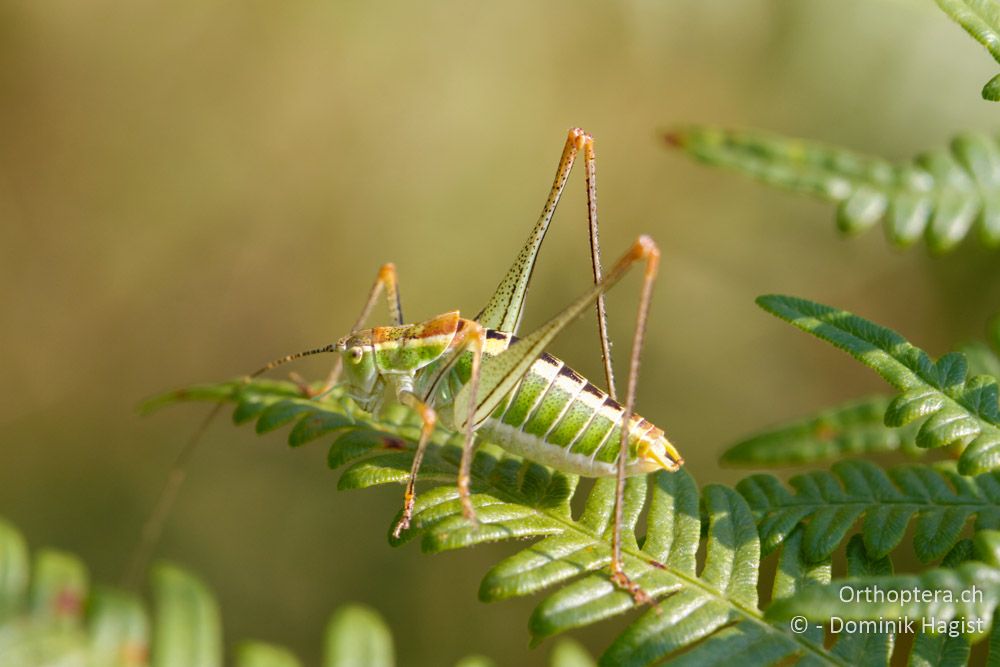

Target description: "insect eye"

left=348, top=347, right=364, bottom=364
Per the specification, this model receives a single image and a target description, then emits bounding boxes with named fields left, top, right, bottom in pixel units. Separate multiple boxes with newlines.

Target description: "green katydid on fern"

left=3, top=3, right=998, bottom=667
left=145, top=294, right=1000, bottom=667
left=121, top=6, right=1000, bottom=665
left=150, top=383, right=838, bottom=666
left=0, top=516, right=594, bottom=667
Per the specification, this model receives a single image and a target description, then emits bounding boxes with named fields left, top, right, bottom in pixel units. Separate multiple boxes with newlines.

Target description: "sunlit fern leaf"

left=757, top=295, right=1000, bottom=475
left=771, top=525, right=831, bottom=646
left=666, top=127, right=1000, bottom=251
left=934, top=0, right=1000, bottom=100
left=237, top=642, right=302, bottom=667
left=89, top=588, right=149, bottom=667
left=772, top=535, right=978, bottom=665
left=324, top=605, right=394, bottom=667
left=152, top=563, right=222, bottom=667
left=146, top=382, right=854, bottom=666
left=768, top=531, right=1000, bottom=647
left=833, top=536, right=894, bottom=666
left=908, top=539, right=975, bottom=667
left=549, top=638, right=597, bottom=667
left=721, top=395, right=924, bottom=467
left=650, top=530, right=871, bottom=667
left=738, top=459, right=1000, bottom=562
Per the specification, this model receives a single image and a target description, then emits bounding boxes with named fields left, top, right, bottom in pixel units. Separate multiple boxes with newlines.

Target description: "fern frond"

left=724, top=343, right=1000, bottom=469
left=770, top=533, right=987, bottom=664
left=757, top=295, right=1000, bottom=475
left=738, top=459, right=1000, bottom=562
left=3, top=515, right=543, bottom=666
left=0, top=517, right=236, bottom=667
left=721, top=395, right=923, bottom=467
left=765, top=527, right=980, bottom=664
left=0, top=523, right=605, bottom=667
left=666, top=127, right=1000, bottom=251
left=934, top=0, right=1000, bottom=100
left=148, top=382, right=854, bottom=666
left=768, top=531, right=1000, bottom=648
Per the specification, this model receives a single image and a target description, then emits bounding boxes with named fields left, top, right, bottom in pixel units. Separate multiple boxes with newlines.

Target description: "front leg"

left=391, top=320, right=487, bottom=536
left=392, top=390, right=437, bottom=539
left=309, top=263, right=405, bottom=398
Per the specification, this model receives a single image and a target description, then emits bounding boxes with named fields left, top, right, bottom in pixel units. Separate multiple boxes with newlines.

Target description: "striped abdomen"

left=455, top=329, right=681, bottom=477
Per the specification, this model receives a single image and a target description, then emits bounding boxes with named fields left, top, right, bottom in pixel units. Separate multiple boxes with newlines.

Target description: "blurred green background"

left=2, top=0, right=999, bottom=664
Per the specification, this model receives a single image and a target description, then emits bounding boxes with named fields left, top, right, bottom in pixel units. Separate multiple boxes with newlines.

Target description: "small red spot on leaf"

left=814, top=422, right=837, bottom=441
left=54, top=588, right=82, bottom=616
left=382, top=437, right=406, bottom=450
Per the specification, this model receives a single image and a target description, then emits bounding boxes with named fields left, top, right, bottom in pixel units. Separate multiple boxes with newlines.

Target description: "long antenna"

left=122, top=343, right=338, bottom=590
left=248, top=344, right=337, bottom=379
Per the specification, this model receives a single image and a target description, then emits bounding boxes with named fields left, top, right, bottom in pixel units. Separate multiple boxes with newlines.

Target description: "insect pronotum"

left=129, top=128, right=684, bottom=604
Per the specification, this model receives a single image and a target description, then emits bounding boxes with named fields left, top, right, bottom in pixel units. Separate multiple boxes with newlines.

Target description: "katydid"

left=130, top=129, right=683, bottom=603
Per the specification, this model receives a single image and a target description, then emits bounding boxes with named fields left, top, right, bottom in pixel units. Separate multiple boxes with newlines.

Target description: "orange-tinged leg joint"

left=568, top=127, right=593, bottom=152
left=317, top=263, right=404, bottom=398
left=610, top=564, right=654, bottom=607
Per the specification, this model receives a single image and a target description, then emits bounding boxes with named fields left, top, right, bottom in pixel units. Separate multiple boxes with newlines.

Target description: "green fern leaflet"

left=738, top=459, right=1000, bottom=562
left=722, top=343, right=1000, bottom=468
left=721, top=395, right=924, bottom=467
left=757, top=295, right=1000, bottom=475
